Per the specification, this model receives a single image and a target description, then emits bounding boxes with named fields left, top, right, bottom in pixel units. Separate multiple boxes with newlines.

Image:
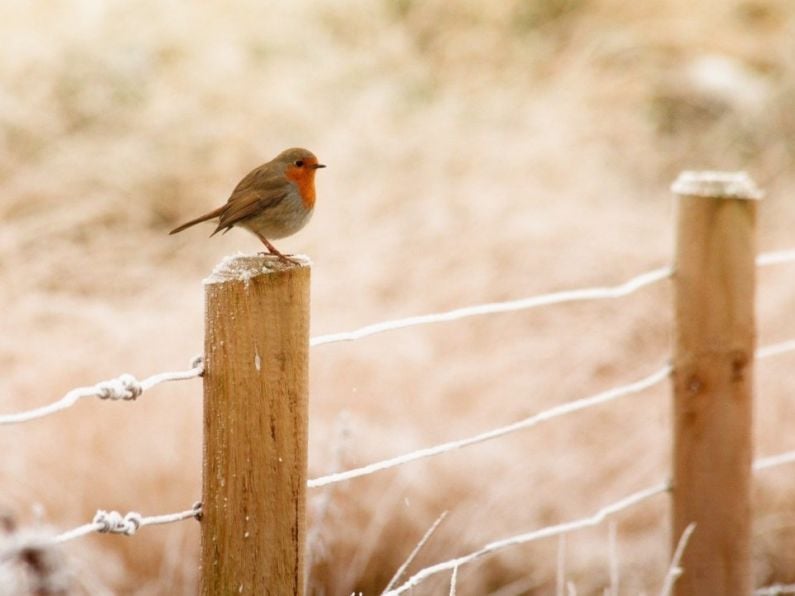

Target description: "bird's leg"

left=254, top=232, right=299, bottom=265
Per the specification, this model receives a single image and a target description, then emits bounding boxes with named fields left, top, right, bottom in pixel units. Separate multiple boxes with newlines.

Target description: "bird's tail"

left=169, top=206, right=224, bottom=235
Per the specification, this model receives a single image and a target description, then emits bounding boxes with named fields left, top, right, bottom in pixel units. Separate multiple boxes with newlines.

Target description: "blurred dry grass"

left=1, top=0, right=795, bottom=593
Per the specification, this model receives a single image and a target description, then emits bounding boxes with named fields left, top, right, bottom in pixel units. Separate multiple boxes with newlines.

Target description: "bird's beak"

left=314, top=163, right=327, bottom=169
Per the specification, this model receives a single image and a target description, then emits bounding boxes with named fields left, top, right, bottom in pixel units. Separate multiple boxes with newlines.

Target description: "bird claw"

left=257, top=251, right=301, bottom=266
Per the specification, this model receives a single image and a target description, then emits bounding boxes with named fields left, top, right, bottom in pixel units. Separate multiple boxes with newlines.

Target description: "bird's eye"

left=294, top=160, right=304, bottom=167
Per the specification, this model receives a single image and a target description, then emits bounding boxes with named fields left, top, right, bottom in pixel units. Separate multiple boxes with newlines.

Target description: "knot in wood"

left=730, top=350, right=750, bottom=382
left=686, top=374, right=704, bottom=396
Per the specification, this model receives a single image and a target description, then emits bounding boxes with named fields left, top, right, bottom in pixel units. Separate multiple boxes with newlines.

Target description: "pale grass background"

left=1, top=0, right=794, bottom=593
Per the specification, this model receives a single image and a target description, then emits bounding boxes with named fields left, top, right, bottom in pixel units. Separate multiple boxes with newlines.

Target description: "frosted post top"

left=671, top=171, right=763, bottom=200
left=203, top=253, right=310, bottom=285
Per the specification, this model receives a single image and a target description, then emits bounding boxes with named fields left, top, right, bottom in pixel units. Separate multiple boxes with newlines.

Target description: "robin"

left=169, top=147, right=325, bottom=263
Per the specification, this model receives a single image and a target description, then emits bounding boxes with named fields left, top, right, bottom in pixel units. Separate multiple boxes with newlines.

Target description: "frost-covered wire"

left=310, top=334, right=795, bottom=489
left=310, top=266, right=672, bottom=347
left=309, top=248, right=795, bottom=349
left=754, top=449, right=795, bottom=472
left=756, top=584, right=795, bottom=595
left=383, top=443, right=795, bottom=595
left=3, top=248, right=791, bottom=426
left=53, top=503, right=202, bottom=544
left=757, top=339, right=795, bottom=360
left=0, top=356, right=204, bottom=425
left=757, top=248, right=795, bottom=267
left=40, top=442, right=795, bottom=550
left=384, top=482, right=671, bottom=595
left=309, top=364, right=672, bottom=488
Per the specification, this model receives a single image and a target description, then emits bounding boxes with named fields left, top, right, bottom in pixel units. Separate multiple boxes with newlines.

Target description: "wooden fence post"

left=671, top=171, right=762, bottom=596
left=201, top=255, right=311, bottom=595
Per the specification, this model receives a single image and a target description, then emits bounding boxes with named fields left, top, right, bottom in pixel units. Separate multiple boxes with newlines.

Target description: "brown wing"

left=212, top=167, right=290, bottom=234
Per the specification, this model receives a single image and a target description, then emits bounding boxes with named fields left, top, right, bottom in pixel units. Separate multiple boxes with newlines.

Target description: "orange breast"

left=285, top=166, right=317, bottom=209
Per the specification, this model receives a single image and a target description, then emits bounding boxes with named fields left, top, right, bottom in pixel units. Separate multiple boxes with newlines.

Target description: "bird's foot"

left=257, top=251, right=301, bottom=266
left=254, top=234, right=301, bottom=265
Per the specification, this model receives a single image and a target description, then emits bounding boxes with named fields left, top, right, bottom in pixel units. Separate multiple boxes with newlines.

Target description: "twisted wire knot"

left=92, top=510, right=142, bottom=536
left=95, top=374, right=142, bottom=401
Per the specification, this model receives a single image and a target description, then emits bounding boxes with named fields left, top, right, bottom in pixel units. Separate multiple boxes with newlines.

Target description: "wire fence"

left=308, top=364, right=673, bottom=488
left=33, top=341, right=795, bottom=548
left=4, top=249, right=794, bottom=426
left=19, top=442, right=795, bottom=593
left=2, top=247, right=795, bottom=592
left=0, top=356, right=204, bottom=426
left=384, top=444, right=795, bottom=595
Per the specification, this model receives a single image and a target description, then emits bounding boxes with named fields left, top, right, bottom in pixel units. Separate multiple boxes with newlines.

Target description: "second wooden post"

left=201, top=255, right=310, bottom=595
left=671, top=171, right=761, bottom=596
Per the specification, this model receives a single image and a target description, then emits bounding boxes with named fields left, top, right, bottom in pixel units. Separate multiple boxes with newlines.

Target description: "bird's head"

left=279, top=147, right=325, bottom=208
